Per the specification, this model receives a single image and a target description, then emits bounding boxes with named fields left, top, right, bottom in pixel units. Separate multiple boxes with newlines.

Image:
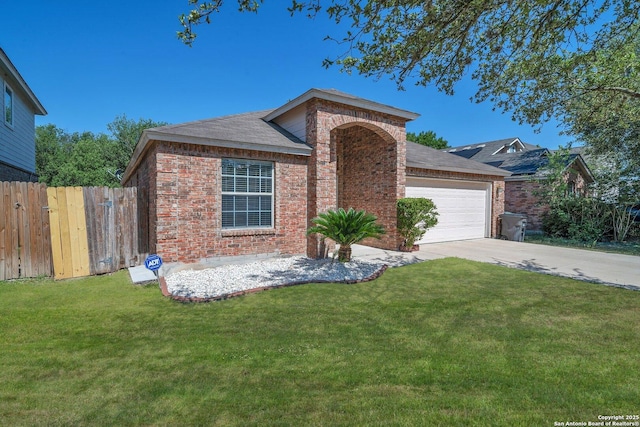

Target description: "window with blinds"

left=221, top=159, right=273, bottom=229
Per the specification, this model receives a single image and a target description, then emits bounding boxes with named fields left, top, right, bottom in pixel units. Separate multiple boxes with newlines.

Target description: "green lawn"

left=1, top=259, right=638, bottom=426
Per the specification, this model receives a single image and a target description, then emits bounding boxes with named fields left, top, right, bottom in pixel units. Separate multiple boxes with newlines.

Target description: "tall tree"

left=177, top=1, right=640, bottom=159
left=35, top=124, right=70, bottom=186
left=586, top=149, right=640, bottom=241
left=406, top=130, right=449, bottom=149
left=54, top=133, right=122, bottom=187
left=35, top=117, right=166, bottom=187
left=107, top=115, right=167, bottom=173
left=36, top=127, right=120, bottom=187
left=558, top=33, right=640, bottom=159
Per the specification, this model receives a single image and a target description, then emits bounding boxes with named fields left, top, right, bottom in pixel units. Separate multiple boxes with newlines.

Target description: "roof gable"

left=496, top=149, right=595, bottom=183
left=263, top=88, right=420, bottom=122
left=490, top=138, right=526, bottom=155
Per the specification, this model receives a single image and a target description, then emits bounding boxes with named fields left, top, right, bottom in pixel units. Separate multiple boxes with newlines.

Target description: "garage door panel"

left=406, top=177, right=490, bottom=244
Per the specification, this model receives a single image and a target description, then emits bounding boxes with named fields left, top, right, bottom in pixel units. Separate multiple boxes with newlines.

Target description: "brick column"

left=305, top=100, right=338, bottom=259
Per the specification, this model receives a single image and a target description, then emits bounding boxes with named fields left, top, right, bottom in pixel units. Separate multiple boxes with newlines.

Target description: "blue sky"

left=1, top=1, right=572, bottom=149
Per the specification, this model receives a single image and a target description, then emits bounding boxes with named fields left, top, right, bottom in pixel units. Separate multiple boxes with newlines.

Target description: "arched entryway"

left=331, top=123, right=401, bottom=251
left=303, top=97, right=410, bottom=259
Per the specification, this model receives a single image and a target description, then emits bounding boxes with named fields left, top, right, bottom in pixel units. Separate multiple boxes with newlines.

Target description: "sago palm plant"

left=307, top=207, right=385, bottom=262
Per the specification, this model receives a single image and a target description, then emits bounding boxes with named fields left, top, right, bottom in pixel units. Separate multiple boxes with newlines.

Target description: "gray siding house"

left=0, top=47, right=47, bottom=182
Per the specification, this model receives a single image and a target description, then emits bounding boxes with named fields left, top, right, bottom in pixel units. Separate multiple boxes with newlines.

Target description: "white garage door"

left=406, top=177, right=491, bottom=244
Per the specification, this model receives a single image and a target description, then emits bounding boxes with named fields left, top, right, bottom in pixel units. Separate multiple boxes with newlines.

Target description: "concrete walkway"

left=352, top=239, right=640, bottom=290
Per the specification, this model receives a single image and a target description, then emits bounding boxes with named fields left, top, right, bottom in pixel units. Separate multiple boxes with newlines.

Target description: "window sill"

left=221, top=228, right=276, bottom=237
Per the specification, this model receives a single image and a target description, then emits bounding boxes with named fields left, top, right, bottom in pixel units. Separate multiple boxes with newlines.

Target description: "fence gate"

left=47, top=186, right=91, bottom=279
left=0, top=182, right=52, bottom=280
left=83, top=186, right=141, bottom=276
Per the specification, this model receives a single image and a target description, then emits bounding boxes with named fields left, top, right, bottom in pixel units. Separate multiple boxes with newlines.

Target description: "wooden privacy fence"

left=1, top=182, right=145, bottom=280
left=0, top=182, right=52, bottom=280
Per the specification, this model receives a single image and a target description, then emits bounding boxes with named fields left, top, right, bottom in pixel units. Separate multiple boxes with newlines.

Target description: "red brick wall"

left=406, top=167, right=505, bottom=238
left=124, top=144, right=158, bottom=254
left=305, top=99, right=407, bottom=256
left=127, top=141, right=308, bottom=263
left=335, top=125, right=402, bottom=249
left=505, top=167, right=590, bottom=232
left=504, top=180, right=546, bottom=231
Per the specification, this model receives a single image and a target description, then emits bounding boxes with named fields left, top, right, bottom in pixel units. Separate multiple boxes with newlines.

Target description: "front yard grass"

left=1, top=258, right=638, bottom=426
left=525, top=233, right=640, bottom=256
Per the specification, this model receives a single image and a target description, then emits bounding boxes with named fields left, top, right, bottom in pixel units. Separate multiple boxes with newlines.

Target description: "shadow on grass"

left=492, top=257, right=640, bottom=292
left=350, top=253, right=426, bottom=268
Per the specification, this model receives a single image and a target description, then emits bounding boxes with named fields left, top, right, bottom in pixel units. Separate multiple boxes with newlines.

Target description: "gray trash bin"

left=500, top=213, right=527, bottom=242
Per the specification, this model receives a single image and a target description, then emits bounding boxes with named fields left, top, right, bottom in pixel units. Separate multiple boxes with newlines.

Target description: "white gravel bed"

left=164, top=256, right=386, bottom=299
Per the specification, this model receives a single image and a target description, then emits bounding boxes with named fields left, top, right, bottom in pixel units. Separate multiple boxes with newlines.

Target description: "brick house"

left=0, top=48, right=47, bottom=182
left=122, top=89, right=509, bottom=264
left=445, top=138, right=594, bottom=231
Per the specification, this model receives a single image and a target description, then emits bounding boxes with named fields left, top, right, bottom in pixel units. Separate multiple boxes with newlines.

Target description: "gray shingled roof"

left=263, top=88, right=420, bottom=122
left=505, top=150, right=593, bottom=182
left=123, top=92, right=511, bottom=183
left=146, top=116, right=506, bottom=176
left=407, top=141, right=511, bottom=177
left=445, top=140, right=594, bottom=182
left=489, top=148, right=552, bottom=175
left=444, top=137, right=539, bottom=163
left=143, top=110, right=312, bottom=155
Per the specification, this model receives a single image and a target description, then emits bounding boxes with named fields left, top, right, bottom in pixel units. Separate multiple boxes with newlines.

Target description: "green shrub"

left=397, top=198, right=438, bottom=249
left=542, top=208, right=572, bottom=238
left=307, top=208, right=385, bottom=262
left=542, top=197, right=610, bottom=243
left=628, top=221, right=640, bottom=239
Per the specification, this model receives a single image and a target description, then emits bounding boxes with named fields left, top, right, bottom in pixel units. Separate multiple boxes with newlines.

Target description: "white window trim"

left=4, top=82, right=14, bottom=129
left=221, top=158, right=275, bottom=230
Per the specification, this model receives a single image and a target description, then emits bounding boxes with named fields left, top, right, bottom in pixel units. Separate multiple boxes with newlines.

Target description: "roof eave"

left=0, top=48, right=47, bottom=116
left=407, top=164, right=512, bottom=177
left=505, top=174, right=537, bottom=181
left=572, top=155, right=596, bottom=183
left=263, top=88, right=420, bottom=122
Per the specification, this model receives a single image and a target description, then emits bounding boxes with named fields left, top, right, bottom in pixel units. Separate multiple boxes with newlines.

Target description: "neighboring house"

left=0, top=48, right=47, bottom=182
left=122, top=89, right=509, bottom=263
left=444, top=137, right=594, bottom=231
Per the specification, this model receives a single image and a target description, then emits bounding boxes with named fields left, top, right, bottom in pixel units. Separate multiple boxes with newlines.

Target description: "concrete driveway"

left=352, top=239, right=640, bottom=290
